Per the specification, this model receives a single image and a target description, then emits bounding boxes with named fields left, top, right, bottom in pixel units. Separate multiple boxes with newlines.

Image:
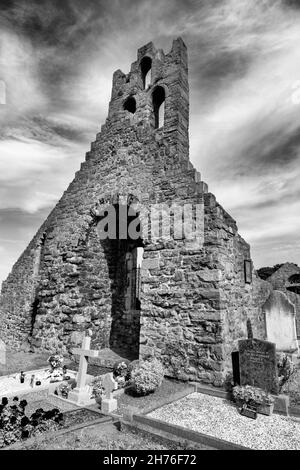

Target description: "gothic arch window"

left=152, top=86, right=165, bottom=129
left=140, top=56, right=152, bottom=89
left=123, top=96, right=136, bottom=114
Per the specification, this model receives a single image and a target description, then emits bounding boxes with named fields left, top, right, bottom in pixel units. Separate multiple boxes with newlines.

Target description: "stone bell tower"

left=0, top=38, right=268, bottom=386
left=106, top=38, right=190, bottom=164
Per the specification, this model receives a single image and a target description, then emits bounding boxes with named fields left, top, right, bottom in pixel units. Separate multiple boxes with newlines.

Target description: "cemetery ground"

left=0, top=351, right=204, bottom=450
left=2, top=348, right=300, bottom=450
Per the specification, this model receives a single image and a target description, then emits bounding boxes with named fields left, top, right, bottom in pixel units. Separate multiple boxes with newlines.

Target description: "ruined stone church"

left=0, top=38, right=298, bottom=386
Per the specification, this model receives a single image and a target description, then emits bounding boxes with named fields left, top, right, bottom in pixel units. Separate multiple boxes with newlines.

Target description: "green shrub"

left=130, top=358, right=164, bottom=396
left=277, top=353, right=295, bottom=391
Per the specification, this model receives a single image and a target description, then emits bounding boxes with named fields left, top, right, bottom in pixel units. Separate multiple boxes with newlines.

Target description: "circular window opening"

left=123, top=96, right=136, bottom=114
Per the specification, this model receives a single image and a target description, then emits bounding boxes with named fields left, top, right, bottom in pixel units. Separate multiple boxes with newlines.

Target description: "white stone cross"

left=72, top=334, right=99, bottom=390
left=68, top=333, right=99, bottom=406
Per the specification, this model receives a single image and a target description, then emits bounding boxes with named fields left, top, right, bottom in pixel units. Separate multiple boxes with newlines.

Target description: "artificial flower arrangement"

left=47, top=354, right=63, bottom=371
left=233, top=385, right=275, bottom=407
left=91, top=376, right=104, bottom=400
left=113, top=359, right=131, bottom=389
left=47, top=354, right=64, bottom=382
left=56, top=382, right=72, bottom=399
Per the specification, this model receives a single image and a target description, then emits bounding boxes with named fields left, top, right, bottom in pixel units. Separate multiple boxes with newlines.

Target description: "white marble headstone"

left=102, top=372, right=117, bottom=399
left=264, top=291, right=299, bottom=353
left=101, top=372, right=118, bottom=413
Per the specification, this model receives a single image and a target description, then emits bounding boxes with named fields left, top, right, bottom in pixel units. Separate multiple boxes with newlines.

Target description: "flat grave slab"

left=0, top=368, right=78, bottom=398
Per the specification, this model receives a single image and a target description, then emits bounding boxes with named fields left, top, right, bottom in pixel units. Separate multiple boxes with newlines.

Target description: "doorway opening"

left=98, top=203, right=144, bottom=359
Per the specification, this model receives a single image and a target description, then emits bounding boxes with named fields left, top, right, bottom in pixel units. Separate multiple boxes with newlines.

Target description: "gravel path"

left=148, top=392, right=300, bottom=450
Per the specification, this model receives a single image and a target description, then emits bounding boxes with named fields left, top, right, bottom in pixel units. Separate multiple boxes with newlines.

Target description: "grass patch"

left=0, top=353, right=111, bottom=378
left=0, top=352, right=50, bottom=376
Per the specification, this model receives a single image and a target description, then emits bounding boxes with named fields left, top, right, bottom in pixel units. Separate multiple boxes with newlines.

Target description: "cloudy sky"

left=0, top=0, right=300, bottom=285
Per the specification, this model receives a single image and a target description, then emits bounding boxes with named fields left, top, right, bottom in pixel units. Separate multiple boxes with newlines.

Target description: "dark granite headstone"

left=231, top=351, right=240, bottom=385
left=238, top=338, right=279, bottom=394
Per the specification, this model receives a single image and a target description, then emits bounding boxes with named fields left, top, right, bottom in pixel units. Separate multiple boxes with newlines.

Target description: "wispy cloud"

left=0, top=0, right=299, bottom=284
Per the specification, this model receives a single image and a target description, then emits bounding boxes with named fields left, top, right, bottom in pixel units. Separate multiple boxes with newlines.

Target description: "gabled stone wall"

left=0, top=38, right=269, bottom=385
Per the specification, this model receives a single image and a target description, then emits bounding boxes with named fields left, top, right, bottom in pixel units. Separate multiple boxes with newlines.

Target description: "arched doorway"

left=96, top=201, right=144, bottom=359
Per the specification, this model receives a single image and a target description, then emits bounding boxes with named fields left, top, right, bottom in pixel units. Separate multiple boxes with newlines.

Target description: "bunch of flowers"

left=232, top=385, right=275, bottom=406
left=56, top=382, right=72, bottom=399
left=0, top=396, right=64, bottom=448
left=91, top=376, right=104, bottom=400
left=47, top=354, right=63, bottom=371
left=113, top=359, right=131, bottom=388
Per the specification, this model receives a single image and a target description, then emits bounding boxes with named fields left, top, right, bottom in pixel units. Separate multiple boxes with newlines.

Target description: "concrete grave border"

left=114, top=382, right=298, bottom=450
left=2, top=376, right=299, bottom=451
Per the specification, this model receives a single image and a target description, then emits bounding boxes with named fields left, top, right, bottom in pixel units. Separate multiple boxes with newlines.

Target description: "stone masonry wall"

left=0, top=38, right=269, bottom=385
left=139, top=190, right=270, bottom=385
